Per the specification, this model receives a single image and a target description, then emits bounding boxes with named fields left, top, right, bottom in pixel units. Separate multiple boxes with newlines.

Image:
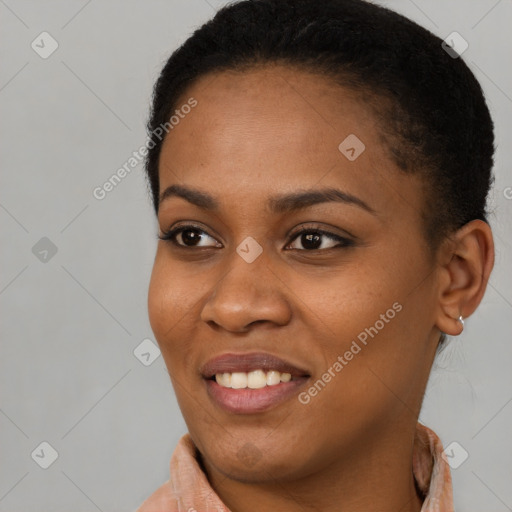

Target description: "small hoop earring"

left=458, top=315, right=464, bottom=329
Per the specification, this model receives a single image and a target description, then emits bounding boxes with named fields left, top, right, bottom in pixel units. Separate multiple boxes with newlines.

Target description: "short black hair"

left=145, top=0, right=494, bottom=252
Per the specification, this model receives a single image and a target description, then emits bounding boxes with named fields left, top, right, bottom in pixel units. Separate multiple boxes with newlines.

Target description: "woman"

left=137, top=0, right=495, bottom=510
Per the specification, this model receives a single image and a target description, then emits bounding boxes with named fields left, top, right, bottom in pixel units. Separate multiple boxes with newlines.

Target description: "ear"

left=435, top=219, right=495, bottom=336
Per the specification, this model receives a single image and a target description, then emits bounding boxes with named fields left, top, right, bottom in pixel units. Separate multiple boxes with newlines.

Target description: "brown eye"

left=286, top=228, right=353, bottom=251
left=159, top=225, right=221, bottom=248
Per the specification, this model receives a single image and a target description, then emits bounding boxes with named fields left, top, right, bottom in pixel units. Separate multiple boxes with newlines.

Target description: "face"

left=148, top=64, right=441, bottom=483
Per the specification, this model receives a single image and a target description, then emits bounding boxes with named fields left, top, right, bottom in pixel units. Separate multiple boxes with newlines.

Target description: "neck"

left=202, top=419, right=424, bottom=512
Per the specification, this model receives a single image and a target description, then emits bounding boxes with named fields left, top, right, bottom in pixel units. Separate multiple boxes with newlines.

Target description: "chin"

left=206, top=450, right=301, bottom=483
left=195, top=431, right=314, bottom=483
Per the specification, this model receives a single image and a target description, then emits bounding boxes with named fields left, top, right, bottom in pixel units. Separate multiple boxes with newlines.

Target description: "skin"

left=147, top=64, right=494, bottom=512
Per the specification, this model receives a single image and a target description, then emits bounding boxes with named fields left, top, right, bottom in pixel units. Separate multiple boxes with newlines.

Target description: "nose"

left=200, top=252, right=292, bottom=333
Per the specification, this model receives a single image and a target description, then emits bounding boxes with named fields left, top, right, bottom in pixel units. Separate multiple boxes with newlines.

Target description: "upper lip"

left=201, top=352, right=310, bottom=379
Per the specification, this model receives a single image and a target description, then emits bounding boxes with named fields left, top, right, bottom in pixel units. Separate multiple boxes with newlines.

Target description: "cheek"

left=147, top=250, right=199, bottom=347
left=147, top=256, right=170, bottom=339
left=301, top=257, right=429, bottom=403
left=302, top=264, right=395, bottom=345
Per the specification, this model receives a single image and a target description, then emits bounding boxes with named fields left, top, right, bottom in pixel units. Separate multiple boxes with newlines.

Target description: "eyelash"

left=158, top=223, right=354, bottom=251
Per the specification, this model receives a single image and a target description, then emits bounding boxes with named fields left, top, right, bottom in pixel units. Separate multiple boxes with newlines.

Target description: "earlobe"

left=435, top=220, right=494, bottom=336
left=438, top=314, right=465, bottom=338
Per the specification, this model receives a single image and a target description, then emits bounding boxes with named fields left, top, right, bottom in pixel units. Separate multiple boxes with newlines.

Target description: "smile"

left=214, top=370, right=292, bottom=388
left=201, top=352, right=310, bottom=414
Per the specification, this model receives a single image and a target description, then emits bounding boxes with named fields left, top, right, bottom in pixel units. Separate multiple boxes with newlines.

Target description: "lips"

left=201, top=352, right=311, bottom=414
left=201, top=352, right=310, bottom=379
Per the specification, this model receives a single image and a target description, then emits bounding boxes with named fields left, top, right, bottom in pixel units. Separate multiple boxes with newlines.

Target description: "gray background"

left=0, top=0, right=511, bottom=510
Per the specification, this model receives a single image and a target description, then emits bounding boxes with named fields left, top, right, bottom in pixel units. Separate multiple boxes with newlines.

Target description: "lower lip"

left=205, top=378, right=309, bottom=414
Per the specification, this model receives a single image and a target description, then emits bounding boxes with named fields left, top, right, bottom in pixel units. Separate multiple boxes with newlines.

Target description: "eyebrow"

left=159, top=184, right=377, bottom=215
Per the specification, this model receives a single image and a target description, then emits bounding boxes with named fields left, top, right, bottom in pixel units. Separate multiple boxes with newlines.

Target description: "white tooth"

left=231, top=372, right=248, bottom=389
left=266, top=370, right=281, bottom=386
left=215, top=370, right=292, bottom=388
left=215, top=373, right=231, bottom=387
left=222, top=372, right=232, bottom=387
left=280, top=372, right=291, bottom=383
left=247, top=370, right=267, bottom=389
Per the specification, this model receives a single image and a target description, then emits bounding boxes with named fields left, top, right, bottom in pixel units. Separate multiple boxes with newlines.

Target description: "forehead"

left=166, top=64, right=378, bottom=157
left=158, top=65, right=423, bottom=222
